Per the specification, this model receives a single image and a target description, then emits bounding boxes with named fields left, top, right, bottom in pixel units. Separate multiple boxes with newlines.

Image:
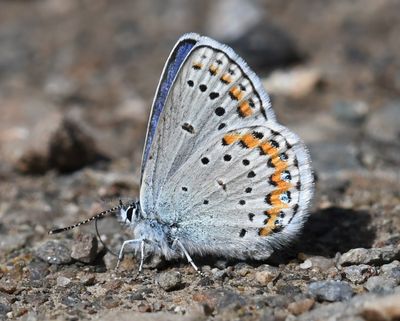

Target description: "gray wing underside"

left=141, top=38, right=275, bottom=209
left=140, top=36, right=313, bottom=259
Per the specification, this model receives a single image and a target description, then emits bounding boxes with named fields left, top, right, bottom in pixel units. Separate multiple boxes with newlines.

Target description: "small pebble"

left=27, top=260, right=50, bottom=281
left=339, top=246, right=400, bottom=266
left=299, top=259, right=312, bottom=269
left=255, top=266, right=278, bottom=285
left=364, top=276, right=397, bottom=294
left=71, top=233, right=98, bottom=264
left=79, top=273, right=96, bottom=286
left=56, top=276, right=72, bottom=287
left=308, top=280, right=353, bottom=302
left=380, top=260, right=400, bottom=284
left=287, top=298, right=315, bottom=315
left=0, top=303, right=12, bottom=317
left=137, top=302, right=152, bottom=313
left=156, top=271, right=183, bottom=291
left=263, top=67, right=321, bottom=98
left=36, top=240, right=72, bottom=265
left=342, top=264, right=376, bottom=284
left=361, top=293, right=400, bottom=321
left=0, top=278, right=17, bottom=294
left=308, top=256, right=336, bottom=270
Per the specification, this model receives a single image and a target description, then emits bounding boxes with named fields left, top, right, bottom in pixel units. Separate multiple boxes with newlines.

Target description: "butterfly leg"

left=116, top=239, right=143, bottom=270
left=173, top=239, right=201, bottom=274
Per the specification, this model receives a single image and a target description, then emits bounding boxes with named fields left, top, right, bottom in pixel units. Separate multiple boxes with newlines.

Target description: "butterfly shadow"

left=268, top=206, right=376, bottom=265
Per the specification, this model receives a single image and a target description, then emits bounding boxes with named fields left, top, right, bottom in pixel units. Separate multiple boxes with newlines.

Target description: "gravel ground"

left=1, top=1, right=400, bottom=320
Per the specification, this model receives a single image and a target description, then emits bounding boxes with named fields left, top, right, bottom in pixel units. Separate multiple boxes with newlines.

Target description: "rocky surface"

left=0, top=1, right=400, bottom=321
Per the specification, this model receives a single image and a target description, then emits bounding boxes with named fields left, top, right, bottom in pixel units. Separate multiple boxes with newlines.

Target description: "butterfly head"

left=118, top=200, right=142, bottom=225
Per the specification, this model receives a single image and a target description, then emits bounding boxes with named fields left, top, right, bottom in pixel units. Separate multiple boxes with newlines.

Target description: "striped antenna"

left=48, top=205, right=121, bottom=235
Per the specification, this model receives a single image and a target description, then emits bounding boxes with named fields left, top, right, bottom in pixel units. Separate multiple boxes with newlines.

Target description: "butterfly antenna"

left=95, top=215, right=119, bottom=257
left=48, top=204, right=121, bottom=235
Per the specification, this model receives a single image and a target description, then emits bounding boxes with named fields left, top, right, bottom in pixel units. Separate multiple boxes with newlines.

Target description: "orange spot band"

left=223, top=133, right=241, bottom=145
left=229, top=86, right=243, bottom=100
left=241, top=134, right=260, bottom=149
left=238, top=101, right=253, bottom=117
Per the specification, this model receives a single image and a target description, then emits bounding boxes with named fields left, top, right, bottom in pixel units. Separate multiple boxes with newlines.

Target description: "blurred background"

left=0, top=0, right=399, bottom=319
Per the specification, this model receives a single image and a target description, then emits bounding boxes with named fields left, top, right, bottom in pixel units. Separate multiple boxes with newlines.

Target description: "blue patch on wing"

left=142, top=39, right=196, bottom=172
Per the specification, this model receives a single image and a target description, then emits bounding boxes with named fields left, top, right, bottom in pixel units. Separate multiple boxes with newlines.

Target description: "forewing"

left=141, top=35, right=277, bottom=211
left=141, top=33, right=199, bottom=173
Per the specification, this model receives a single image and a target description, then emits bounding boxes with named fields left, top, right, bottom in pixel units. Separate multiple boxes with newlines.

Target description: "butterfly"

left=50, top=33, right=314, bottom=272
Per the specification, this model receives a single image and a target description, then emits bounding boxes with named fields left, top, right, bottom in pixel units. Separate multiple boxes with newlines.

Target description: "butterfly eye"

left=126, top=207, right=135, bottom=222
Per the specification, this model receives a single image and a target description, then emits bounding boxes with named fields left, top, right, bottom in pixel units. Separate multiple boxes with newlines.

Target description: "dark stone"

left=156, top=271, right=183, bottom=292
left=36, top=240, right=72, bottom=265
left=308, top=280, right=353, bottom=302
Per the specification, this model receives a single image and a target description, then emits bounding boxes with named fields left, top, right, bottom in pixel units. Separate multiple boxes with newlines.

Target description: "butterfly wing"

left=142, top=33, right=200, bottom=174
left=140, top=34, right=313, bottom=259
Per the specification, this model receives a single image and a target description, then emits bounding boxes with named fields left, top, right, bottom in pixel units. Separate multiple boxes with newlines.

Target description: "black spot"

left=126, top=207, right=134, bottom=222
left=182, top=122, right=194, bottom=134
left=293, top=157, right=298, bottom=166
left=201, top=157, right=209, bottom=165
left=239, top=140, right=249, bottom=149
left=223, top=154, right=232, bottom=161
left=271, top=129, right=280, bottom=136
left=218, top=123, right=226, bottom=130
left=267, top=158, right=275, bottom=168
left=282, top=170, right=292, bottom=181
left=217, top=179, right=227, bottom=191
left=215, top=107, right=225, bottom=116
left=268, top=176, right=277, bottom=187
left=281, top=153, right=289, bottom=161
left=203, top=200, right=209, bottom=205
left=187, top=80, right=194, bottom=87
left=248, top=171, right=256, bottom=178
left=192, top=65, right=201, bottom=70
left=281, top=191, right=292, bottom=203
left=293, top=204, right=299, bottom=215
left=182, top=187, right=188, bottom=192
left=263, top=218, right=269, bottom=225
left=209, top=92, right=219, bottom=100
left=270, top=140, right=279, bottom=148
left=216, top=59, right=223, bottom=65
left=279, top=211, right=285, bottom=218
left=248, top=213, right=255, bottom=221
left=239, top=83, right=246, bottom=91
left=239, top=200, right=246, bottom=205
left=253, top=131, right=264, bottom=139
left=199, top=84, right=207, bottom=92
left=296, top=181, right=301, bottom=190
left=273, top=225, right=284, bottom=233
left=229, top=91, right=238, bottom=101
left=245, top=187, right=252, bottom=193
left=286, top=141, right=293, bottom=149
left=248, top=99, right=255, bottom=108
left=265, top=194, right=272, bottom=205
left=242, top=159, right=250, bottom=166
left=228, top=68, right=235, bottom=75
left=239, top=229, right=246, bottom=237
left=220, top=77, right=229, bottom=84
left=209, top=68, right=217, bottom=76
left=201, top=54, right=207, bottom=59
